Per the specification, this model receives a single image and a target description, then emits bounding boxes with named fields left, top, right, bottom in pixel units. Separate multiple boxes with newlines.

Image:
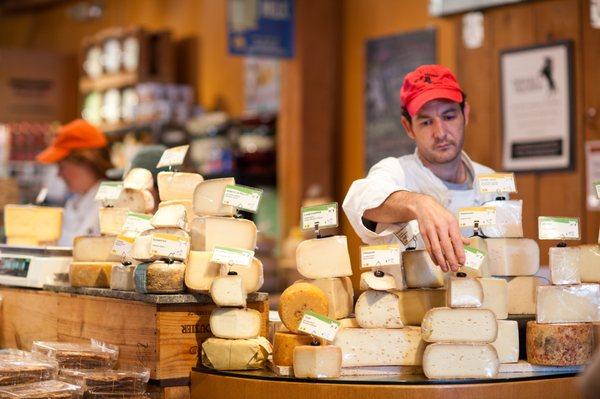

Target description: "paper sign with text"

left=538, top=216, right=580, bottom=240
left=463, top=246, right=486, bottom=270
left=157, top=145, right=189, bottom=168
left=458, top=207, right=497, bottom=227
left=150, top=233, right=190, bottom=259
left=301, top=202, right=338, bottom=230
left=111, top=235, right=135, bottom=257
left=121, top=212, right=153, bottom=234
left=360, top=244, right=401, bottom=269
left=476, top=173, right=517, bottom=194
left=95, top=182, right=123, bottom=201
left=222, top=184, right=263, bottom=213
left=298, top=311, right=341, bottom=342
left=211, top=246, right=255, bottom=267
left=394, top=220, right=420, bottom=246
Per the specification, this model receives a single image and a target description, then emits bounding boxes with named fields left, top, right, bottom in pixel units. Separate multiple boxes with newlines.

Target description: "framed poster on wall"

left=500, top=41, right=574, bottom=171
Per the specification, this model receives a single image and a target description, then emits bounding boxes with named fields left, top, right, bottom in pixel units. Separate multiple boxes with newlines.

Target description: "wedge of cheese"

left=4, top=205, right=63, bottom=246
left=73, top=235, right=120, bottom=262
left=423, top=343, right=499, bottom=379
left=190, top=216, right=257, bottom=251
left=151, top=204, right=187, bottom=230
left=355, top=290, right=404, bottom=329
left=299, top=277, right=353, bottom=319
left=278, top=282, right=329, bottom=333
left=133, top=261, right=186, bottom=294
left=273, top=332, right=316, bottom=367
left=293, top=345, right=342, bottom=379
left=527, top=321, right=593, bottom=366
left=374, top=264, right=406, bottom=290
left=158, top=200, right=194, bottom=229
left=98, top=207, right=129, bottom=236
left=219, top=258, right=264, bottom=293
left=403, top=250, right=445, bottom=288
left=295, top=236, right=352, bottom=279
left=446, top=276, right=483, bottom=308
left=396, top=289, right=447, bottom=326
left=157, top=172, right=203, bottom=201
left=485, top=238, right=540, bottom=276
left=536, top=284, right=600, bottom=323
left=201, top=337, right=271, bottom=371
left=359, top=271, right=398, bottom=291
left=492, top=320, right=519, bottom=363
left=580, top=245, right=600, bottom=283
left=110, top=264, right=136, bottom=291
left=69, top=262, right=115, bottom=288
left=460, top=235, right=491, bottom=277
left=481, top=200, right=523, bottom=238
left=123, top=168, right=153, bottom=190
left=479, top=277, right=508, bottom=319
left=549, top=246, right=581, bottom=285
left=503, top=276, right=549, bottom=315
left=192, top=177, right=236, bottom=217
left=333, top=327, right=425, bottom=367
left=210, top=275, right=247, bottom=307
left=184, top=251, right=221, bottom=292
left=209, top=308, right=260, bottom=339
left=421, top=307, right=497, bottom=343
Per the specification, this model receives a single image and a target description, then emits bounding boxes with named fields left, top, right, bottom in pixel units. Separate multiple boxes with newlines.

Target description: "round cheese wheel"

left=526, top=321, right=593, bottom=366
left=272, top=332, right=315, bottom=366
left=278, top=282, right=329, bottom=333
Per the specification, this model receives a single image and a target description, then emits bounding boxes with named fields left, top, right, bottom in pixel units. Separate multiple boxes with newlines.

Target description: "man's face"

left=402, top=99, right=469, bottom=165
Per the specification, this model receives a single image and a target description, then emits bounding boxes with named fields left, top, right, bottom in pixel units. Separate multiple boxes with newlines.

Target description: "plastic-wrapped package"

left=580, top=245, right=600, bottom=283
left=110, top=265, right=136, bottom=291
left=446, top=276, right=483, bottom=308
left=536, top=284, right=600, bottom=323
left=421, top=308, right=497, bottom=343
left=31, top=341, right=118, bottom=370
left=359, top=271, right=397, bottom=291
left=201, top=337, right=271, bottom=371
left=354, top=290, right=404, bottom=329
left=0, top=357, right=58, bottom=386
left=133, top=261, right=186, bottom=294
left=423, top=343, right=499, bottom=379
left=292, top=346, right=342, bottom=379
left=527, top=321, right=593, bottom=366
left=58, top=368, right=150, bottom=394
left=492, top=320, right=519, bottom=364
left=402, top=250, right=445, bottom=288
left=549, top=246, right=581, bottom=285
left=0, top=380, right=80, bottom=399
left=481, top=200, right=523, bottom=238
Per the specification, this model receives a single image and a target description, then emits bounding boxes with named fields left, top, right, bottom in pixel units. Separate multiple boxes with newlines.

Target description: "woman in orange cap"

left=36, top=119, right=113, bottom=246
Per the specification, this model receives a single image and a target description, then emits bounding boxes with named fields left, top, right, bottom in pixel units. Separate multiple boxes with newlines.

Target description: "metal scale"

left=0, top=244, right=72, bottom=288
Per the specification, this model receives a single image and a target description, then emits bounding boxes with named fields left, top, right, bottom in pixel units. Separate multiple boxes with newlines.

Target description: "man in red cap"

left=37, top=119, right=113, bottom=246
left=343, top=65, right=496, bottom=272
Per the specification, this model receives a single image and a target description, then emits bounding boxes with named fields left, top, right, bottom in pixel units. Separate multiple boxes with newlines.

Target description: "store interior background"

left=0, top=0, right=598, bottom=294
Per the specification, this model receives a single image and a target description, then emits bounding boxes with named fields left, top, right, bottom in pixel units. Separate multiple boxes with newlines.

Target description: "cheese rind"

left=293, top=345, right=342, bottom=379
left=110, top=264, right=136, bottom=291
left=359, top=271, right=397, bottom=291
left=295, top=236, right=352, bottom=279
left=151, top=204, right=187, bottom=229
left=98, top=207, right=129, bottom=236
left=536, top=284, right=600, bottom=323
left=481, top=200, right=523, bottom=238
left=133, top=261, right=186, bottom=294
left=479, top=277, right=508, bottom=319
left=123, top=168, right=153, bottom=190
left=219, top=258, right=264, bottom=293
left=403, top=250, right=445, bottom=288
left=190, top=216, right=257, bottom=252
left=486, top=238, right=540, bottom=276
left=157, top=172, right=204, bottom=201
left=278, top=282, right=329, bottom=333
left=492, top=320, right=519, bottom=363
left=201, top=337, right=271, bottom=371
left=73, top=235, right=120, bottom=262
left=580, top=245, right=600, bottom=283
left=333, top=327, right=425, bottom=367
left=423, top=343, right=499, bottom=379
left=69, top=262, right=116, bottom=288
left=526, top=321, right=593, bottom=366
left=549, top=247, right=581, bottom=285
left=209, top=308, right=260, bottom=339
left=299, top=277, right=353, bottom=319
left=184, top=251, right=221, bottom=293
left=4, top=205, right=63, bottom=245
left=504, top=276, right=548, bottom=315
left=273, top=332, right=315, bottom=367
left=421, top=307, right=497, bottom=343
left=396, top=289, right=447, bottom=326
left=355, top=290, right=404, bottom=329
left=209, top=275, right=247, bottom=307
left=446, top=277, right=483, bottom=308
left=192, top=178, right=236, bottom=217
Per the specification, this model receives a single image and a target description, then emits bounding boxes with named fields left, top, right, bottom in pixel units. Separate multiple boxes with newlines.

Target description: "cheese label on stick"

left=360, top=244, right=401, bottom=268
left=211, top=246, right=254, bottom=267
left=464, top=246, right=486, bottom=270
left=301, top=202, right=338, bottom=230
left=394, top=220, right=420, bottom=246
left=95, top=182, right=124, bottom=201
left=298, top=311, right=340, bottom=342
left=538, top=216, right=580, bottom=240
left=156, top=145, right=189, bottom=168
left=458, top=206, right=496, bottom=227
left=222, top=184, right=263, bottom=213
left=476, top=173, right=517, bottom=194
left=111, top=235, right=135, bottom=257
left=122, top=212, right=153, bottom=234
left=150, top=233, right=190, bottom=259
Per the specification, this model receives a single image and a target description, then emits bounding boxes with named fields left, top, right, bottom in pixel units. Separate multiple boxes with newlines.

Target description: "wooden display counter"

left=190, top=368, right=584, bottom=399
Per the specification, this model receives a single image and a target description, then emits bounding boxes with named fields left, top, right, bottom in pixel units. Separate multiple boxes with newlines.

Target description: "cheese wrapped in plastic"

left=481, top=200, right=523, bottom=238
left=549, top=246, right=581, bottom=285
left=201, top=337, right=272, bottom=371
left=0, top=380, right=79, bottom=399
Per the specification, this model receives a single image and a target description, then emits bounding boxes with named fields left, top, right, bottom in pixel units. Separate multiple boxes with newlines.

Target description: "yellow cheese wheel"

left=278, top=282, right=329, bottom=333
left=273, top=332, right=316, bottom=367
left=69, top=262, right=116, bottom=288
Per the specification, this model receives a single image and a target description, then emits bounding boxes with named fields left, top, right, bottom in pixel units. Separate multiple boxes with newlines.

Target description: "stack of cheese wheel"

left=192, top=178, right=270, bottom=371
left=70, top=168, right=155, bottom=289
left=527, top=242, right=598, bottom=366
left=422, top=274, right=500, bottom=379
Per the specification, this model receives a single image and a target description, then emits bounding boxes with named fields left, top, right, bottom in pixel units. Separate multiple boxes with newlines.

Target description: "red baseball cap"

left=400, top=64, right=464, bottom=117
left=36, top=119, right=107, bottom=163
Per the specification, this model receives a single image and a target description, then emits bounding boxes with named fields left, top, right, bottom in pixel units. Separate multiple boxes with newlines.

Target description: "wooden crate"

left=0, top=286, right=269, bottom=381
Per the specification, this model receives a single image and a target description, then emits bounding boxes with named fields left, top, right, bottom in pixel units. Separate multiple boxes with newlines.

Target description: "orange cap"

left=36, top=119, right=108, bottom=164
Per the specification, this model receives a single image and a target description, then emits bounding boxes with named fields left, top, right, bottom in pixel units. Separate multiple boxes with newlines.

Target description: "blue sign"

left=228, top=0, right=294, bottom=58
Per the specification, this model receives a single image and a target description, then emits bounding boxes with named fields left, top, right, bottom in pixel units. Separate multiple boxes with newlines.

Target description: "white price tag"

left=222, top=184, right=263, bottom=213
left=360, top=244, right=401, bottom=269
left=538, top=216, right=581, bottom=240
left=111, top=235, right=135, bottom=257
left=156, top=145, right=189, bottom=168
left=150, top=233, right=190, bottom=259
left=476, top=173, right=517, bottom=194
left=211, top=246, right=255, bottom=267
left=595, top=181, right=600, bottom=199
left=393, top=220, right=420, bottom=246
left=301, top=202, right=338, bottom=230
left=458, top=207, right=497, bottom=228
left=297, top=311, right=341, bottom=342
left=463, top=246, right=486, bottom=270
left=121, top=212, right=153, bottom=234
left=95, top=182, right=124, bottom=201
left=35, top=188, right=48, bottom=204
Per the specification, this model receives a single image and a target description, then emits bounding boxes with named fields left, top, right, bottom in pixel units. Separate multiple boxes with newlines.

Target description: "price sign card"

left=156, top=145, right=189, bottom=168
left=95, top=182, right=123, bottom=201
left=222, top=184, right=263, bottom=213
left=301, top=202, right=338, bottom=230
left=458, top=207, right=496, bottom=228
left=360, top=244, right=401, bottom=269
left=298, top=311, right=341, bottom=342
left=394, top=220, right=420, bottom=246
left=150, top=233, right=190, bottom=259
left=538, top=216, right=581, bottom=240
left=476, top=173, right=517, bottom=194
left=111, top=235, right=135, bottom=257
left=122, top=212, right=153, bottom=234
left=463, top=246, right=486, bottom=270
left=211, top=246, right=255, bottom=267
